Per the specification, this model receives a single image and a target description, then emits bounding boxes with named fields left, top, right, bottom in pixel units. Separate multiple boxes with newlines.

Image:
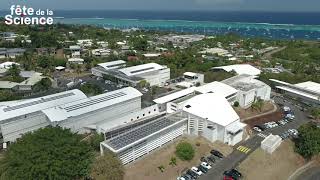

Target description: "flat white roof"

left=183, top=93, right=240, bottom=126
left=153, top=87, right=197, bottom=104
left=295, top=81, right=320, bottom=94
left=43, top=87, right=143, bottom=122
left=19, top=73, right=45, bottom=86
left=68, top=58, right=84, bottom=62
left=0, top=81, right=19, bottom=89
left=119, top=63, right=165, bottom=77
left=98, top=60, right=126, bottom=70
left=195, top=81, right=238, bottom=98
left=212, top=64, right=261, bottom=76
left=276, top=86, right=320, bottom=101
left=0, top=90, right=87, bottom=121
left=143, top=53, right=161, bottom=57
left=184, top=72, right=198, bottom=77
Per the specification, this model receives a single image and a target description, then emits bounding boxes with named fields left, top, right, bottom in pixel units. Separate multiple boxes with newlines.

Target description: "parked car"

left=200, top=162, right=212, bottom=169
left=177, top=176, right=186, bottom=180
left=197, top=165, right=208, bottom=173
left=288, top=129, right=299, bottom=136
left=224, top=169, right=242, bottom=179
left=207, top=155, right=216, bottom=163
left=191, top=167, right=203, bottom=176
left=200, top=157, right=210, bottom=164
left=186, top=170, right=198, bottom=179
left=280, top=132, right=290, bottom=140
left=210, top=149, right=224, bottom=158
left=253, top=126, right=262, bottom=132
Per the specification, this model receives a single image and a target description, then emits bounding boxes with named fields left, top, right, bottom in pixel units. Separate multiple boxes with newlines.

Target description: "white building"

left=92, top=49, right=110, bottom=57
left=270, top=79, right=320, bottom=107
left=0, top=87, right=143, bottom=144
left=92, top=62, right=170, bottom=87
left=0, top=62, right=20, bottom=69
left=183, top=72, right=205, bottom=85
left=68, top=58, right=84, bottom=65
left=154, top=81, right=238, bottom=113
left=183, top=93, right=246, bottom=146
left=261, top=134, right=282, bottom=154
left=222, top=74, right=271, bottom=108
left=70, top=45, right=81, bottom=57
left=100, top=112, right=187, bottom=164
left=212, top=64, right=261, bottom=76
left=199, top=48, right=229, bottom=56
left=95, top=60, right=126, bottom=72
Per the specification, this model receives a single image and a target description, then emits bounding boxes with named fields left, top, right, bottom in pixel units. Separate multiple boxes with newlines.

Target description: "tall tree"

left=0, top=126, right=94, bottom=180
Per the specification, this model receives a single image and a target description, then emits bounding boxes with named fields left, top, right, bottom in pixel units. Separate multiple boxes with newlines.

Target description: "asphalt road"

left=296, top=167, right=320, bottom=180
left=200, top=95, right=311, bottom=180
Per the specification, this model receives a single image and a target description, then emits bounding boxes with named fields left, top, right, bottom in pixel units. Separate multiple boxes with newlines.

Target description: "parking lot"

left=195, top=94, right=311, bottom=180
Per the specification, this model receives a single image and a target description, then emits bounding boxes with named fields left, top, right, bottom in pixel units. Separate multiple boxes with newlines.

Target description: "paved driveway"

left=199, top=95, right=310, bottom=180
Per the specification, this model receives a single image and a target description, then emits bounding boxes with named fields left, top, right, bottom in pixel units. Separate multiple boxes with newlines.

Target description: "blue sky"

left=0, top=0, right=319, bottom=12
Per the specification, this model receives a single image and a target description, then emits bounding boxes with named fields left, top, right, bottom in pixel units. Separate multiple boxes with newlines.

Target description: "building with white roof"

left=154, top=81, right=238, bottom=113
left=97, top=60, right=126, bottom=71
left=270, top=79, right=320, bottom=107
left=69, top=45, right=81, bottom=57
left=183, top=93, right=246, bottom=145
left=92, top=62, right=170, bottom=87
left=100, top=112, right=187, bottom=164
left=0, top=62, right=20, bottom=69
left=68, top=58, right=84, bottom=65
left=222, top=74, right=271, bottom=108
left=212, top=64, right=261, bottom=76
left=0, top=87, right=143, bottom=144
left=199, top=48, right=229, bottom=56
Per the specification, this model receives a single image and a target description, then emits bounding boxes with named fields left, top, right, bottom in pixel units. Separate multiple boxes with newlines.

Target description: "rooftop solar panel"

left=64, top=92, right=126, bottom=112
left=3, top=92, right=75, bottom=112
left=106, top=118, right=176, bottom=150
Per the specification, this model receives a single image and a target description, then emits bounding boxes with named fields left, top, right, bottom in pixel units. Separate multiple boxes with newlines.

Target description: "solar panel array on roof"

left=3, top=92, right=75, bottom=112
left=64, top=92, right=126, bottom=112
left=130, top=67, right=155, bottom=74
left=107, top=118, right=175, bottom=150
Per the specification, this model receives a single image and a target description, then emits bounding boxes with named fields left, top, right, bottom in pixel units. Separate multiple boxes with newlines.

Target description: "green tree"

left=295, top=123, right=320, bottom=159
left=8, top=64, right=23, bottom=82
left=169, top=157, right=177, bottom=167
left=89, top=132, right=105, bottom=152
left=33, top=78, right=52, bottom=92
left=310, top=108, right=320, bottom=120
left=0, top=126, right=94, bottom=180
left=80, top=83, right=103, bottom=96
left=90, top=151, right=124, bottom=180
left=175, top=142, right=195, bottom=161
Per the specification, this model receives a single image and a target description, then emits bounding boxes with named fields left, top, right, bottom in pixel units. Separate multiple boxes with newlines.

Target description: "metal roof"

left=43, top=87, right=143, bottom=122
left=195, top=81, right=238, bottom=98
left=212, top=64, right=261, bottom=76
left=183, top=93, right=240, bottom=126
left=119, top=63, right=166, bottom=77
left=103, top=112, right=187, bottom=152
left=98, top=60, right=126, bottom=70
left=0, top=90, right=87, bottom=121
left=153, top=87, right=197, bottom=104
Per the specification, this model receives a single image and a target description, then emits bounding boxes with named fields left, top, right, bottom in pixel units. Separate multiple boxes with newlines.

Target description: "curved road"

left=296, top=166, right=320, bottom=180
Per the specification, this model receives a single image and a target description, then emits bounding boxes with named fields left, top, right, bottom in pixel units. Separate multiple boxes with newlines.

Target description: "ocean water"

left=2, top=10, right=320, bottom=40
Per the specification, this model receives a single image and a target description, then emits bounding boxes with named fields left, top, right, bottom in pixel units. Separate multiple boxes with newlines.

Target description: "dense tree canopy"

left=295, top=123, right=320, bottom=159
left=0, top=126, right=94, bottom=180
left=33, top=78, right=52, bottom=92
left=80, top=83, right=103, bottom=96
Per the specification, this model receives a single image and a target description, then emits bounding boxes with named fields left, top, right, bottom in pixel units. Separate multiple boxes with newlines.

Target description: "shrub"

left=175, top=142, right=195, bottom=161
left=233, top=101, right=240, bottom=107
left=90, top=151, right=124, bottom=180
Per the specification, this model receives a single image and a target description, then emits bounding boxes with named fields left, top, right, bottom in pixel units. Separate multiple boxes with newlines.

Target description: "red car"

left=223, top=175, right=235, bottom=180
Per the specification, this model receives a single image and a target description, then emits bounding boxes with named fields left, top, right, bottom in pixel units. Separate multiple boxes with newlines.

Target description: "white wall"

left=238, top=89, right=256, bottom=108
left=140, top=68, right=170, bottom=87
left=1, top=112, right=50, bottom=142
left=59, top=98, right=141, bottom=133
